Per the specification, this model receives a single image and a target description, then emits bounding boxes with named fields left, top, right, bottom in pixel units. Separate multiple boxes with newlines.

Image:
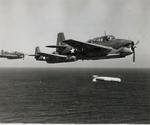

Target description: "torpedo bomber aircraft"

left=0, top=50, right=25, bottom=59
left=31, top=32, right=139, bottom=63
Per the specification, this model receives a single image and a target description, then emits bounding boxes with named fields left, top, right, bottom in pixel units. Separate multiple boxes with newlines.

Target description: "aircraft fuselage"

left=75, top=35, right=133, bottom=60
left=0, top=51, right=24, bottom=59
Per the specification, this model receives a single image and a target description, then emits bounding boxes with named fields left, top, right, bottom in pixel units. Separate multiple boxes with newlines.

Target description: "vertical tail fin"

left=56, top=32, right=66, bottom=53
left=35, top=46, right=40, bottom=55
left=57, top=32, right=65, bottom=46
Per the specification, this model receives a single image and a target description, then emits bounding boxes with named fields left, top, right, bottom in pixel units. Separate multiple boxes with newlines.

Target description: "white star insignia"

left=70, top=48, right=75, bottom=53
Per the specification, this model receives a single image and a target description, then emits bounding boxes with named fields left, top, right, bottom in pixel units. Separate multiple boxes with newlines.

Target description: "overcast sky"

left=0, top=0, right=149, bottom=68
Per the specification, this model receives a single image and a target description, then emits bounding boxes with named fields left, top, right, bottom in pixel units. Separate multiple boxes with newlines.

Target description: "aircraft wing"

left=46, top=45, right=67, bottom=49
left=38, top=52, right=67, bottom=59
left=63, top=39, right=112, bottom=52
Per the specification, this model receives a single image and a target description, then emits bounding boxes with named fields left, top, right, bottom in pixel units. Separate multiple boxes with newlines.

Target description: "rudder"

left=35, top=46, right=40, bottom=55
left=56, top=32, right=66, bottom=53
left=57, top=32, right=65, bottom=46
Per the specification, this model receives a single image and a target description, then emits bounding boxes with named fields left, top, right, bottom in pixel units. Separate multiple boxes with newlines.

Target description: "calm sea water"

left=0, top=68, right=149, bottom=123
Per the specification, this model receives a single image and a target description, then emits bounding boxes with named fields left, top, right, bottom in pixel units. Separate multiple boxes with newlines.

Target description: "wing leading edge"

left=46, top=45, right=67, bottom=49
left=63, top=39, right=112, bottom=52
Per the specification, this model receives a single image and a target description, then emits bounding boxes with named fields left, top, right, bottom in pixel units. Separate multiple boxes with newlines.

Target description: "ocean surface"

left=0, top=68, right=149, bottom=123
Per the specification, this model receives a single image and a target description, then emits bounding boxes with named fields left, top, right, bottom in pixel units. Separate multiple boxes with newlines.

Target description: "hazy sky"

left=0, top=0, right=149, bottom=68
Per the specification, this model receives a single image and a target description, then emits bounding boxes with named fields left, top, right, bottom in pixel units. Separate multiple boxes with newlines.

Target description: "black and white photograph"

left=0, top=0, right=149, bottom=123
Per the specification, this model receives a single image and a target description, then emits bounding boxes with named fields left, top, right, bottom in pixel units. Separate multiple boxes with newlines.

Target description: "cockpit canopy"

left=106, top=35, right=115, bottom=41
left=87, top=35, right=115, bottom=43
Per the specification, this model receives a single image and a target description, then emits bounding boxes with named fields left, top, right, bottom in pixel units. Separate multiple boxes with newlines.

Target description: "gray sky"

left=0, top=0, right=149, bottom=68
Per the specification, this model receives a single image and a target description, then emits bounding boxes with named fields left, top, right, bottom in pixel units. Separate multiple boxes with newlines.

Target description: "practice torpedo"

left=92, top=75, right=121, bottom=82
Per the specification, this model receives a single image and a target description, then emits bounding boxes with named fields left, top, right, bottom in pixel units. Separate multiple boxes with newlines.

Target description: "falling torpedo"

left=92, top=75, right=121, bottom=82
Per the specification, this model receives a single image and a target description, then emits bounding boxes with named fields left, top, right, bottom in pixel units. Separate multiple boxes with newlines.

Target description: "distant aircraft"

left=92, top=75, right=121, bottom=82
left=29, top=32, right=77, bottom=63
left=62, top=32, right=139, bottom=62
left=0, top=50, right=25, bottom=59
left=29, top=46, right=77, bottom=63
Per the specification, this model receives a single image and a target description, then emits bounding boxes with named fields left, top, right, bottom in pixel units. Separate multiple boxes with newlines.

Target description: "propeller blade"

left=131, top=40, right=139, bottom=63
left=130, top=41, right=135, bottom=62
left=22, top=53, right=27, bottom=60
left=22, top=54, right=24, bottom=60
left=131, top=42, right=136, bottom=62
left=131, top=41, right=135, bottom=52
left=133, top=51, right=135, bottom=62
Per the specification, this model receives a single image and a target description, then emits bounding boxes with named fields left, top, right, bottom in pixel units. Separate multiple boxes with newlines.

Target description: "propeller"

left=22, top=53, right=28, bottom=60
left=131, top=40, right=139, bottom=62
left=23, top=54, right=25, bottom=60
